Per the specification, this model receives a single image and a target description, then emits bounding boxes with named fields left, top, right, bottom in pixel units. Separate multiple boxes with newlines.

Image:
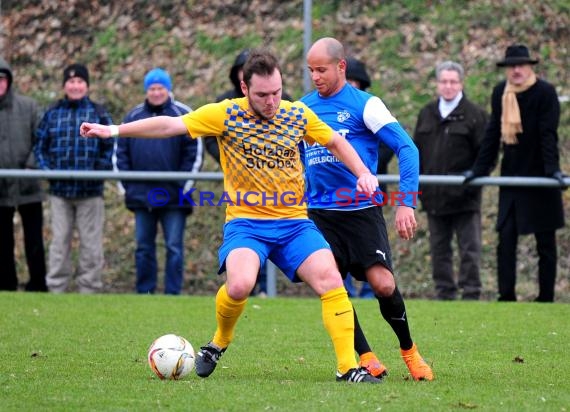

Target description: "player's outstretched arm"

left=80, top=116, right=188, bottom=139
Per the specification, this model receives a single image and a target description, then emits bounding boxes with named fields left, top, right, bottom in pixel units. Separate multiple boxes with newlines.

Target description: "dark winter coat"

left=414, top=95, right=488, bottom=215
left=472, top=78, right=564, bottom=234
left=115, top=97, right=203, bottom=212
left=0, top=57, right=44, bottom=207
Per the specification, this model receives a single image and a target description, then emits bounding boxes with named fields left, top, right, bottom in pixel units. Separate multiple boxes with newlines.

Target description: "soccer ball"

left=147, top=334, right=195, bottom=380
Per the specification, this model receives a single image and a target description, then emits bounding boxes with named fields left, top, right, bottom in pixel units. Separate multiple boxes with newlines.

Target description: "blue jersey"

left=300, top=84, right=419, bottom=210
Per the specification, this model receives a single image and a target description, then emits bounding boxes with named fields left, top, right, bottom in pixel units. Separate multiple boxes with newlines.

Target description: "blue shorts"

left=218, top=218, right=331, bottom=282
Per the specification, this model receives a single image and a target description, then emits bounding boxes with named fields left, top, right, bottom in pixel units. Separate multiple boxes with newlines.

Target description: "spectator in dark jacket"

left=0, top=57, right=47, bottom=291
left=34, top=63, right=114, bottom=293
left=414, top=61, right=488, bottom=300
left=115, top=68, right=203, bottom=294
left=465, top=45, right=565, bottom=302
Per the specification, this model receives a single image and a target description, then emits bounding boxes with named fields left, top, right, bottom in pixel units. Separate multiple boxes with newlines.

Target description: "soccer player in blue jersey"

left=81, top=49, right=381, bottom=383
left=301, top=37, right=434, bottom=381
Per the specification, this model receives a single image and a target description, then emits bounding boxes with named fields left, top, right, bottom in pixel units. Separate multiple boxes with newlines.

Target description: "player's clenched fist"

left=80, top=122, right=116, bottom=139
left=356, top=171, right=379, bottom=195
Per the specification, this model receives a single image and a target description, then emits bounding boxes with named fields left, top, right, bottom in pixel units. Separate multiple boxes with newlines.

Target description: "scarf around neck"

left=501, top=72, right=537, bottom=145
left=439, top=91, right=463, bottom=119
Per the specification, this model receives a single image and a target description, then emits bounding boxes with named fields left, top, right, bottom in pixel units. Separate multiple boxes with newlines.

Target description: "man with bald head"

left=301, top=37, right=433, bottom=381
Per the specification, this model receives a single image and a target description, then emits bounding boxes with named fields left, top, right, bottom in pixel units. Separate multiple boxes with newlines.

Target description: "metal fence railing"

left=2, top=169, right=568, bottom=296
left=0, top=169, right=568, bottom=187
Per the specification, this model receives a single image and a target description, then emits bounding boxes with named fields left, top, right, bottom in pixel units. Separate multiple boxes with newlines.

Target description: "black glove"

left=552, top=171, right=568, bottom=191
left=461, top=170, right=479, bottom=186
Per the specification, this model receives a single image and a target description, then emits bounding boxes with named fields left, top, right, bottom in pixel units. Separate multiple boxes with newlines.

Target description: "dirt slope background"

left=2, top=0, right=569, bottom=300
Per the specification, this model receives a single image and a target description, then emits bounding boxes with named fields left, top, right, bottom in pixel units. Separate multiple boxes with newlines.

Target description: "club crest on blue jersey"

left=337, top=110, right=350, bottom=122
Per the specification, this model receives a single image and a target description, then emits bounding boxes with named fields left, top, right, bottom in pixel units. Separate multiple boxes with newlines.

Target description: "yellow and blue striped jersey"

left=181, top=98, right=334, bottom=221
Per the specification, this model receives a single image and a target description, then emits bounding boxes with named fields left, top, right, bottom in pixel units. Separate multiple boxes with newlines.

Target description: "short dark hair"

left=242, top=48, right=281, bottom=87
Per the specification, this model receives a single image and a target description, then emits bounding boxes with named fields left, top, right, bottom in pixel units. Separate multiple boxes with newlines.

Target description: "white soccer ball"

left=147, top=334, right=195, bottom=380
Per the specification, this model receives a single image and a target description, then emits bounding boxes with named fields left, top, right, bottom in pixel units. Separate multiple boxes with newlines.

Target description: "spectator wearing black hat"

left=34, top=63, right=114, bottom=293
left=0, top=57, right=47, bottom=292
left=464, top=44, right=565, bottom=302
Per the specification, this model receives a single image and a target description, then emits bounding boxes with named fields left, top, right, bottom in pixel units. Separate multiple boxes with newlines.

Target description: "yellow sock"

left=321, top=287, right=358, bottom=374
left=212, top=284, right=248, bottom=349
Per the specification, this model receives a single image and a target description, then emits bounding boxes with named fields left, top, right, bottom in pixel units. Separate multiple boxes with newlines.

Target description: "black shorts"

left=308, top=206, right=393, bottom=281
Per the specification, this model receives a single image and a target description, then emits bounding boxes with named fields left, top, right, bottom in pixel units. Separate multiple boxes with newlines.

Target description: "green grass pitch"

left=1, top=293, right=568, bottom=411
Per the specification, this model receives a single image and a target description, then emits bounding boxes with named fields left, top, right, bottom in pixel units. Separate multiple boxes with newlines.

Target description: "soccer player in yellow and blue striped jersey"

left=80, top=49, right=381, bottom=383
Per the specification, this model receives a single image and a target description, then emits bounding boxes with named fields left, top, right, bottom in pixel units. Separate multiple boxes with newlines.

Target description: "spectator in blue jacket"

left=34, top=63, right=114, bottom=293
left=115, top=68, right=203, bottom=294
